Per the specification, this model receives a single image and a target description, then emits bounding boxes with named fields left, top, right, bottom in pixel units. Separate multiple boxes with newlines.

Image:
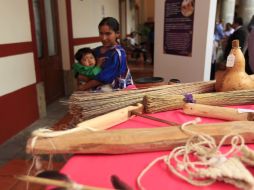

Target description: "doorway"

left=32, top=0, right=64, bottom=105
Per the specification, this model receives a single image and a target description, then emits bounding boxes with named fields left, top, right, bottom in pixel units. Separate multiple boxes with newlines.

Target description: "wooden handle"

left=183, top=103, right=251, bottom=121
left=32, top=104, right=145, bottom=138
left=77, top=103, right=144, bottom=130
left=27, top=121, right=254, bottom=155
left=16, top=175, right=109, bottom=190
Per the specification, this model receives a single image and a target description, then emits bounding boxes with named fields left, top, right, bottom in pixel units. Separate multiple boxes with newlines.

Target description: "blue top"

left=93, top=45, right=133, bottom=89
left=214, top=23, right=224, bottom=42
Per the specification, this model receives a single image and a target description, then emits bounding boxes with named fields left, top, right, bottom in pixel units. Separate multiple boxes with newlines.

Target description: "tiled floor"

left=0, top=62, right=154, bottom=167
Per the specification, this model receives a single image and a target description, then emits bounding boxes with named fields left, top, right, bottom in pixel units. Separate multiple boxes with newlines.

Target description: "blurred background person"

left=223, top=17, right=248, bottom=61
left=245, top=15, right=254, bottom=74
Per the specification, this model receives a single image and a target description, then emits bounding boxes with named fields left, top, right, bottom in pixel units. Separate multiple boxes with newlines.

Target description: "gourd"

left=215, top=40, right=254, bottom=92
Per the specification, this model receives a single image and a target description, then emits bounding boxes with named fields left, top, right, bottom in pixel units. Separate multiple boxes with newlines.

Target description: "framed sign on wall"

left=164, top=0, right=195, bottom=56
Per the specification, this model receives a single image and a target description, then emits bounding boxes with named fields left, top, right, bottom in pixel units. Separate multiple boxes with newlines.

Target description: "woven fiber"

left=68, top=81, right=215, bottom=124
left=144, top=89, right=254, bottom=113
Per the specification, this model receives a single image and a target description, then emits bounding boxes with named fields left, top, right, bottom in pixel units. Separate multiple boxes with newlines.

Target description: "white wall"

left=0, top=54, right=36, bottom=96
left=71, top=0, right=119, bottom=38
left=74, top=42, right=101, bottom=56
left=126, top=0, right=136, bottom=34
left=0, top=0, right=36, bottom=96
left=154, top=0, right=217, bottom=83
left=0, top=0, right=31, bottom=43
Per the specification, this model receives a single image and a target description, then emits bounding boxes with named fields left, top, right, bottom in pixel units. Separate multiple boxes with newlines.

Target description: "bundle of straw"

left=68, top=81, right=215, bottom=123
left=144, top=89, right=254, bottom=113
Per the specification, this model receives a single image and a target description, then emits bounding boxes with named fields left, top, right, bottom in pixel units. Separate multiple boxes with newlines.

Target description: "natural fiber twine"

left=137, top=119, right=254, bottom=190
left=240, top=146, right=254, bottom=166
left=144, top=89, right=254, bottom=113
left=196, top=157, right=254, bottom=190
left=68, top=80, right=215, bottom=124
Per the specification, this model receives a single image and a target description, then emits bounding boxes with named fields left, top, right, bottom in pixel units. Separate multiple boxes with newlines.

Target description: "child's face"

left=99, top=25, right=119, bottom=47
left=80, top=53, right=96, bottom=67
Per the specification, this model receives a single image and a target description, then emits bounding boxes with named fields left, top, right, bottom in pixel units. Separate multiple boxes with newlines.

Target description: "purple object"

left=183, top=93, right=196, bottom=103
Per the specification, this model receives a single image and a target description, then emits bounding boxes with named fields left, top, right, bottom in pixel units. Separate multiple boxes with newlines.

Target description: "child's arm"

left=77, top=74, right=90, bottom=82
left=78, top=79, right=102, bottom=91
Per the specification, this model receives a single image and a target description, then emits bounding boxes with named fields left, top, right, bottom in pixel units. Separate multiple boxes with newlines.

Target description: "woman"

left=78, top=17, right=133, bottom=91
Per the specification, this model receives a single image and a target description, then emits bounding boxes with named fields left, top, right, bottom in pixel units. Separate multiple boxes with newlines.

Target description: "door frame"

left=29, top=0, right=64, bottom=105
left=119, top=0, right=127, bottom=38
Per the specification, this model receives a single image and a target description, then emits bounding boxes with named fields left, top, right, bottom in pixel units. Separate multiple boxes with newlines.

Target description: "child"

left=78, top=17, right=133, bottom=91
left=73, top=47, right=103, bottom=84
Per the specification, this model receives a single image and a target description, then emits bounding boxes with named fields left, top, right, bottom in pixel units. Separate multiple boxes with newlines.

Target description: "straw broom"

left=68, top=80, right=215, bottom=123
left=144, top=89, right=254, bottom=113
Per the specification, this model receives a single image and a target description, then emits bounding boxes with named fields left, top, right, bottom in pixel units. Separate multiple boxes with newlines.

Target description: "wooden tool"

left=183, top=103, right=254, bottom=121
left=76, top=103, right=144, bottom=130
left=32, top=103, right=144, bottom=138
left=16, top=175, right=110, bottom=190
left=27, top=121, right=254, bottom=155
left=131, top=110, right=179, bottom=126
left=32, top=103, right=178, bottom=139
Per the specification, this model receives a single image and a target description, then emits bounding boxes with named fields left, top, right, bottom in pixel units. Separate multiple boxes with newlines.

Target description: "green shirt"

left=73, top=63, right=101, bottom=78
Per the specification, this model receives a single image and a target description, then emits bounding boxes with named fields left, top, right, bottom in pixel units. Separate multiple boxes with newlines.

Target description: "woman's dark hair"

left=98, top=17, right=119, bottom=33
left=75, top=47, right=95, bottom=62
left=225, top=22, right=232, bottom=30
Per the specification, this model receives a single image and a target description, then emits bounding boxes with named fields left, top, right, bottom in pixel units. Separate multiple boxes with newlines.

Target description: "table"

left=59, top=104, right=254, bottom=190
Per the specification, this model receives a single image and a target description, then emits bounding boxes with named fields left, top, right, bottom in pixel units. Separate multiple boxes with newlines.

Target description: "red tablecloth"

left=60, top=104, right=254, bottom=190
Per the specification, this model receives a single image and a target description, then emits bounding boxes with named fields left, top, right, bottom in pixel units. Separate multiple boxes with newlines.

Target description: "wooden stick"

left=16, top=175, right=111, bottom=190
left=27, top=121, right=254, bottom=155
left=183, top=103, right=254, bottom=121
left=32, top=104, right=144, bottom=138
left=131, top=111, right=179, bottom=125
left=77, top=103, right=144, bottom=130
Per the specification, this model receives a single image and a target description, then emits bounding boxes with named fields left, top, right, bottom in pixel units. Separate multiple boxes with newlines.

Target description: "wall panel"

left=0, top=84, right=39, bottom=144
left=0, top=0, right=32, bottom=43
left=71, top=0, right=119, bottom=38
left=0, top=53, right=36, bottom=96
left=154, top=0, right=217, bottom=82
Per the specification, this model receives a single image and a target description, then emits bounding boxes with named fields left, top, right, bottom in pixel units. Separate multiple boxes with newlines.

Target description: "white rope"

left=137, top=118, right=247, bottom=190
left=26, top=134, right=59, bottom=190
left=31, top=125, right=99, bottom=138
left=71, top=182, right=85, bottom=190
left=137, top=156, right=166, bottom=190
left=180, top=117, right=202, bottom=135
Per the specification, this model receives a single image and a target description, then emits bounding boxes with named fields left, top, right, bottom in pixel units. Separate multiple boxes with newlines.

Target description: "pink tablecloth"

left=60, top=104, right=254, bottom=190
